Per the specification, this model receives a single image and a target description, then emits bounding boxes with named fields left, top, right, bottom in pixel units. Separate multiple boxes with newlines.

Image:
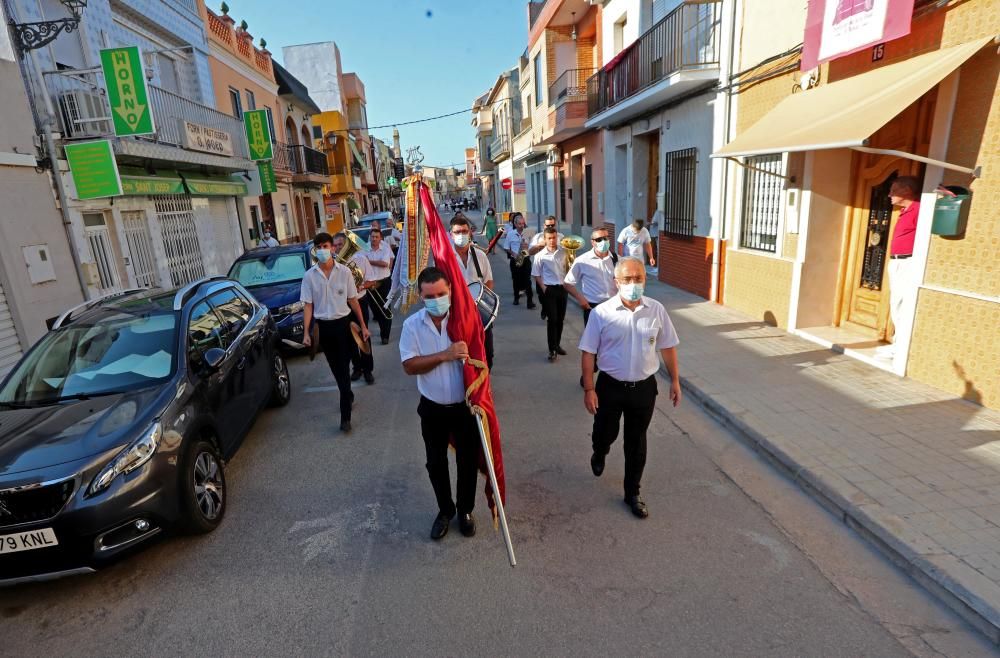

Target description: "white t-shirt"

left=617, top=225, right=651, bottom=260
left=578, top=296, right=680, bottom=381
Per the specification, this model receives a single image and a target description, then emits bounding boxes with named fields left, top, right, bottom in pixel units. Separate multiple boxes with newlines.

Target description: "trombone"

left=338, top=230, right=394, bottom=320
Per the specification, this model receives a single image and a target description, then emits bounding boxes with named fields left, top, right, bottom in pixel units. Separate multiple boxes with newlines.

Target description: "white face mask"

left=619, top=282, right=644, bottom=302
left=452, top=233, right=470, bottom=248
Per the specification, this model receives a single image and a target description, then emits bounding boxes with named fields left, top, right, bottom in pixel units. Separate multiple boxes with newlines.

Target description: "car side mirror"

left=203, top=347, right=226, bottom=372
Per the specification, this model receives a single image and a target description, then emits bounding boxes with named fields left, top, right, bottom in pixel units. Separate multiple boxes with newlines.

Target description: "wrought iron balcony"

left=273, top=142, right=296, bottom=173
left=292, top=144, right=329, bottom=176
left=490, top=132, right=511, bottom=161
left=587, top=1, right=721, bottom=118
left=549, top=67, right=594, bottom=108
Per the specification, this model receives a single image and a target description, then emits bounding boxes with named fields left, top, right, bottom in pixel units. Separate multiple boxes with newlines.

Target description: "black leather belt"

left=601, top=373, right=654, bottom=388
left=889, top=254, right=912, bottom=260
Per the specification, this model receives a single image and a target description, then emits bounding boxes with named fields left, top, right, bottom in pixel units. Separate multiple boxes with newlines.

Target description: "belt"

left=889, top=254, right=912, bottom=260
left=601, top=373, right=654, bottom=388
left=315, top=315, right=350, bottom=323
left=420, top=395, right=466, bottom=409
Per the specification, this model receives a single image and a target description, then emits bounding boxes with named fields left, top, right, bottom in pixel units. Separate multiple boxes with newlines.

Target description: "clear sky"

left=228, top=0, right=529, bottom=167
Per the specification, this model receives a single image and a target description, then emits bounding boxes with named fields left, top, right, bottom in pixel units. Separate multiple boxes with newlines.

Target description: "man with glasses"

left=579, top=257, right=681, bottom=519
left=450, top=215, right=495, bottom=369
left=528, top=216, right=564, bottom=321
left=503, top=212, right=535, bottom=309
left=564, top=227, right=618, bottom=326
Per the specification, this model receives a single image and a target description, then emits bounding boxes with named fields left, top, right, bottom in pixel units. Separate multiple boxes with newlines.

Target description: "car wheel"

left=270, top=352, right=291, bottom=407
left=179, top=439, right=226, bottom=534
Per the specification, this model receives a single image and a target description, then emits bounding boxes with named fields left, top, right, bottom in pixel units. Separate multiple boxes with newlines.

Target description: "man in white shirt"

left=617, top=219, right=656, bottom=267
left=259, top=229, right=280, bottom=248
left=579, top=257, right=680, bottom=519
left=528, top=215, right=563, bottom=321
left=564, top=226, right=618, bottom=326
left=342, top=235, right=377, bottom=385
left=400, top=267, right=480, bottom=541
left=532, top=227, right=569, bottom=362
left=502, top=212, right=535, bottom=309
left=450, top=215, right=495, bottom=370
left=366, top=226, right=395, bottom=345
left=301, top=232, right=371, bottom=433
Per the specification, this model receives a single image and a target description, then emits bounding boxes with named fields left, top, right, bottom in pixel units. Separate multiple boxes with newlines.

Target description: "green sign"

left=120, top=174, right=184, bottom=196
left=387, top=176, right=397, bottom=187
left=243, top=109, right=273, bottom=161
left=65, top=140, right=122, bottom=200
left=258, top=160, right=277, bottom=194
left=100, top=46, right=155, bottom=137
left=185, top=176, right=249, bottom=197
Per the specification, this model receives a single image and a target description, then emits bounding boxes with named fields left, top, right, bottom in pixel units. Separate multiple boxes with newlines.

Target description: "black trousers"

left=350, top=296, right=375, bottom=375
left=371, top=277, right=392, bottom=341
left=542, top=284, right=567, bottom=352
left=484, top=326, right=494, bottom=370
left=317, top=316, right=355, bottom=421
left=592, top=373, right=658, bottom=497
left=509, top=258, right=533, bottom=303
left=418, top=396, right=479, bottom=516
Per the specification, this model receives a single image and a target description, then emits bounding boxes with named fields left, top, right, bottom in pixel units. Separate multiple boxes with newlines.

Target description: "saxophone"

left=514, top=249, right=529, bottom=267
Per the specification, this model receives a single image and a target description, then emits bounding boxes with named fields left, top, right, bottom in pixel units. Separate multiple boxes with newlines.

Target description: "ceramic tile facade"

left=722, top=250, right=793, bottom=328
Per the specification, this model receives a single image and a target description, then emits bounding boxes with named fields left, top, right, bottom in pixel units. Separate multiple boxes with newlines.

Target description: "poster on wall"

left=801, top=0, right=914, bottom=71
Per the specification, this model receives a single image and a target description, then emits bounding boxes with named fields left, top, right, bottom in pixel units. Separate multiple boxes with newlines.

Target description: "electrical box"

left=82, top=262, right=102, bottom=287
left=22, top=244, right=57, bottom=284
left=931, top=193, right=971, bottom=237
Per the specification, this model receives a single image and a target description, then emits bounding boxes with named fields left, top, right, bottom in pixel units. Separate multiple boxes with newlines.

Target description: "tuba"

left=336, top=230, right=394, bottom=319
left=560, top=234, right=585, bottom=267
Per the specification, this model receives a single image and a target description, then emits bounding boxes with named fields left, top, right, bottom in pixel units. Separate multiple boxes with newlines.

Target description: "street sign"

left=65, top=140, right=122, bottom=200
left=258, top=160, right=277, bottom=194
left=100, top=46, right=155, bottom=137
left=501, top=177, right=512, bottom=190
left=243, top=109, right=273, bottom=161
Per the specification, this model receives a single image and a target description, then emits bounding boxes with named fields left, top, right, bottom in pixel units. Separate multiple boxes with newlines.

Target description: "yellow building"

left=715, top=0, right=999, bottom=408
left=314, top=110, right=367, bottom=234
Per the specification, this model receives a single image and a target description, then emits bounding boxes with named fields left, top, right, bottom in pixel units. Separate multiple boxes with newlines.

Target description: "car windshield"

left=0, top=309, right=178, bottom=406
left=229, top=253, right=308, bottom=288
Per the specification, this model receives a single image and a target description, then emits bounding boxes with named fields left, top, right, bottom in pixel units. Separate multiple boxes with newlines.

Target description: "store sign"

left=243, top=109, right=273, bottom=161
left=64, top=140, right=122, bottom=200
left=182, top=120, right=234, bottom=157
left=801, top=0, right=914, bottom=70
left=513, top=178, right=526, bottom=194
left=100, top=46, right=155, bottom=137
left=121, top=175, right=185, bottom=195
left=258, top=160, right=277, bottom=194
left=185, top=177, right=249, bottom=196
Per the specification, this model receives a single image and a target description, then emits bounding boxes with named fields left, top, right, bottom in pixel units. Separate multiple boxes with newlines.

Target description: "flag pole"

left=473, top=409, right=516, bottom=567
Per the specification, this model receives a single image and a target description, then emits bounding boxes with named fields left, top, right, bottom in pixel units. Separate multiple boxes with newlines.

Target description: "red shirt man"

left=890, top=199, right=921, bottom=257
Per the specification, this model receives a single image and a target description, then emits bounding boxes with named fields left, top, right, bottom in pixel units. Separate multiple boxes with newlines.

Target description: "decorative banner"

left=243, top=109, right=273, bottom=161
left=258, top=160, right=277, bottom=194
left=182, top=120, right=234, bottom=156
left=65, top=140, right=122, bottom=200
left=100, top=46, right=155, bottom=137
left=801, top=0, right=914, bottom=71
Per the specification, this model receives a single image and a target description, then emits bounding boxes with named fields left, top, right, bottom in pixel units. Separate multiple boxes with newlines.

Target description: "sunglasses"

left=592, top=236, right=609, bottom=242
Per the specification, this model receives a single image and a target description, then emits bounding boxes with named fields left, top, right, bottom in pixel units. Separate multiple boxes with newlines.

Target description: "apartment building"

left=485, top=68, right=522, bottom=214
left=471, top=92, right=494, bottom=209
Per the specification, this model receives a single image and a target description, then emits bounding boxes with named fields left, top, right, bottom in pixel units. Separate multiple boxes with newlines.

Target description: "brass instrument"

left=560, top=234, right=585, bottom=266
left=514, top=250, right=529, bottom=267
left=337, top=230, right=394, bottom=319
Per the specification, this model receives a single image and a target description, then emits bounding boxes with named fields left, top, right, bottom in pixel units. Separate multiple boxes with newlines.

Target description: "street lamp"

left=8, top=0, right=88, bottom=56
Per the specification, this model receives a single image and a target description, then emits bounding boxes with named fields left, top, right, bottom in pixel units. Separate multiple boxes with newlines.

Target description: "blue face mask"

left=424, top=294, right=451, bottom=317
left=620, top=283, right=644, bottom=302
left=316, top=248, right=332, bottom=264
left=594, top=239, right=610, bottom=254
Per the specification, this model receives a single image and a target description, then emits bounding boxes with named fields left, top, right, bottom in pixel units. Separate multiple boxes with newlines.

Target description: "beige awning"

left=713, top=38, right=991, bottom=159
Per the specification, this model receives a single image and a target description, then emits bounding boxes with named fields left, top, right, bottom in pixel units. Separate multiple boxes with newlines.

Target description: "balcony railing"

left=273, top=142, right=296, bottom=172
left=293, top=144, right=329, bottom=176
left=587, top=1, right=721, bottom=117
left=44, top=69, right=250, bottom=160
left=490, top=133, right=510, bottom=160
left=549, top=67, right=595, bottom=108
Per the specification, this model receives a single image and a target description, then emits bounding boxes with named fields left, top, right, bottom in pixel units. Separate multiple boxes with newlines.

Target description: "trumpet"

left=336, top=230, right=394, bottom=320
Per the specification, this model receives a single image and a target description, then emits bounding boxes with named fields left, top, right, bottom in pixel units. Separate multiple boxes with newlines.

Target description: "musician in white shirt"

left=527, top=215, right=563, bottom=321
left=564, top=226, right=618, bottom=326
left=366, top=226, right=395, bottom=345
left=450, top=215, right=495, bottom=369
left=531, top=227, right=569, bottom=362
left=502, top=212, right=535, bottom=308
left=579, top=257, right=680, bottom=519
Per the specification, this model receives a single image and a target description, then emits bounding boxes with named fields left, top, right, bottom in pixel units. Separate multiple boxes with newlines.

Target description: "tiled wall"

left=723, top=250, right=793, bottom=328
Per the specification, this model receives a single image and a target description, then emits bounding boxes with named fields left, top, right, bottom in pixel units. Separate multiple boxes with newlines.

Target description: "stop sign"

left=501, top=178, right=512, bottom=190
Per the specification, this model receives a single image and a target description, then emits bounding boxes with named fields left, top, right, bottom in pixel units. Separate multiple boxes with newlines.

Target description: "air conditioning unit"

left=546, top=148, right=561, bottom=165
left=58, top=91, right=112, bottom=139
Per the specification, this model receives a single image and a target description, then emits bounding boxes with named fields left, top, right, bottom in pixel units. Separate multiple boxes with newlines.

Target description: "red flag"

left=417, top=182, right=506, bottom=510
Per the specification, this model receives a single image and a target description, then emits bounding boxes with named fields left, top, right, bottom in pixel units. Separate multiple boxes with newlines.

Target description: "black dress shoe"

left=527, top=302, right=537, bottom=309
left=351, top=370, right=362, bottom=382
left=431, top=512, right=452, bottom=540
left=340, top=420, right=352, bottom=433
left=591, top=453, right=605, bottom=476
left=513, top=298, right=520, bottom=305
left=380, top=338, right=390, bottom=345
left=625, top=495, right=649, bottom=519
left=364, top=372, right=375, bottom=384
left=458, top=513, right=476, bottom=537
left=547, top=351, right=557, bottom=362
left=554, top=346, right=567, bottom=356
left=540, top=311, right=547, bottom=320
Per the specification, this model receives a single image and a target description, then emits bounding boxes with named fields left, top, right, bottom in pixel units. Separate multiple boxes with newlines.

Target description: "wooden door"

left=646, top=133, right=659, bottom=220
left=839, top=94, right=932, bottom=337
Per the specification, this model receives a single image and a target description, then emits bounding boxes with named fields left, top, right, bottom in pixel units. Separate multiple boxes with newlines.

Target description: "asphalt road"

left=0, top=212, right=992, bottom=656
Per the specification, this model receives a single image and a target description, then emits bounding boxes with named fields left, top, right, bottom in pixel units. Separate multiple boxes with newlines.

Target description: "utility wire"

left=325, top=97, right=509, bottom=134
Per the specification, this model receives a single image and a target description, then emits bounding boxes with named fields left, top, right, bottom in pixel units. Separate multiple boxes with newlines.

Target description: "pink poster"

left=801, top=0, right=914, bottom=70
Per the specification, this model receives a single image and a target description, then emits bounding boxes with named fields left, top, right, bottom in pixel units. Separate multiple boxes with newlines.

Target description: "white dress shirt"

left=300, top=263, right=358, bottom=320
left=531, top=247, right=567, bottom=286
left=350, top=253, right=375, bottom=299
left=564, top=249, right=617, bottom=304
left=617, top=226, right=651, bottom=259
left=456, top=245, right=493, bottom=285
left=367, top=243, right=394, bottom=280
left=503, top=229, right=529, bottom=255
left=578, top=296, right=680, bottom=381
left=399, top=309, right=466, bottom=405
left=530, top=230, right=564, bottom=247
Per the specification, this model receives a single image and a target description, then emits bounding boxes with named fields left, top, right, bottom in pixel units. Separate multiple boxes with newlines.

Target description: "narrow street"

left=0, top=211, right=989, bottom=656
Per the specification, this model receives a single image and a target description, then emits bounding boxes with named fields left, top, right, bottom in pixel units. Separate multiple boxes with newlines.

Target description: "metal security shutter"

left=154, top=195, right=205, bottom=286
left=0, top=282, right=23, bottom=376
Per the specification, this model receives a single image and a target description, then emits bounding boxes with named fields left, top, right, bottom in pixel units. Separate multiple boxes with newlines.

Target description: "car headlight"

left=89, top=422, right=162, bottom=495
left=275, top=301, right=304, bottom=315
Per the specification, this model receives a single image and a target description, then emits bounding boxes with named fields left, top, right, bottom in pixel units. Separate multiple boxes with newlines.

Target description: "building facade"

left=486, top=68, right=521, bottom=214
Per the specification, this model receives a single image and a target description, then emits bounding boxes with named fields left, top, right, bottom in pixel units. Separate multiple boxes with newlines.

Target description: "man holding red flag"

left=399, top=181, right=509, bottom=555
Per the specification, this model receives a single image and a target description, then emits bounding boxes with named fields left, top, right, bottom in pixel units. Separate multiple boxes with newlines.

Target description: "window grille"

left=738, top=154, right=783, bottom=253
left=663, top=147, right=697, bottom=237
left=154, top=195, right=205, bottom=286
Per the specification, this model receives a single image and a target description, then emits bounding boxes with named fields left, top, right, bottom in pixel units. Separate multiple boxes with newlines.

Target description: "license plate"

left=0, top=528, right=59, bottom=554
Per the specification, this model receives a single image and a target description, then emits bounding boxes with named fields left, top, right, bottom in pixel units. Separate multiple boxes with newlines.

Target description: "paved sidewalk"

left=643, top=278, right=1000, bottom=643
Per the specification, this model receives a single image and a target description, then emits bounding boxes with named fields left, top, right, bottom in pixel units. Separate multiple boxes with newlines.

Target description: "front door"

left=83, top=212, right=122, bottom=292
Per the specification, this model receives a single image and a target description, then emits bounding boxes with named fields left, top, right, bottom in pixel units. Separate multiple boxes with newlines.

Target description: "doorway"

left=120, top=210, right=157, bottom=287
left=82, top=212, right=122, bottom=292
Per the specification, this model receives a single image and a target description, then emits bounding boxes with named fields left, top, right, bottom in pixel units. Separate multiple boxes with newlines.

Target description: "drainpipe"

left=710, top=0, right=740, bottom=304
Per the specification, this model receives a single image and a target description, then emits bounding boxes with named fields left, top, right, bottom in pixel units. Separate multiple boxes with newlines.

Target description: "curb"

left=672, top=370, right=1000, bottom=646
